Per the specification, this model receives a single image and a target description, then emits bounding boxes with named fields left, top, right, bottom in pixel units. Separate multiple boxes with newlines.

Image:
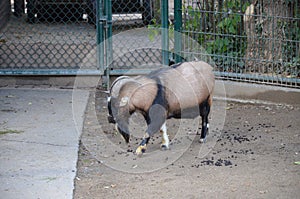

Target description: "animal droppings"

left=233, top=136, right=250, bottom=143
left=196, top=158, right=234, bottom=167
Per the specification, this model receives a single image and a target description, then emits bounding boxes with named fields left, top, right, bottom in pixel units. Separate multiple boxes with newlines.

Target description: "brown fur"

left=109, top=61, right=215, bottom=141
left=114, top=61, right=214, bottom=117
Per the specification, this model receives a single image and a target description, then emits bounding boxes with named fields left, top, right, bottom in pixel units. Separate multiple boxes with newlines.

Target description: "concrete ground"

left=0, top=88, right=89, bottom=199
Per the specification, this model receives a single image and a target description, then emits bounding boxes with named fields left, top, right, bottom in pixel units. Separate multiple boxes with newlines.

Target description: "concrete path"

left=0, top=88, right=89, bottom=199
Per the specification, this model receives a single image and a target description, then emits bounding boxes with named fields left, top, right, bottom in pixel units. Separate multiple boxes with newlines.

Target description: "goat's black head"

left=107, top=95, right=131, bottom=143
left=107, top=96, right=116, bottom=124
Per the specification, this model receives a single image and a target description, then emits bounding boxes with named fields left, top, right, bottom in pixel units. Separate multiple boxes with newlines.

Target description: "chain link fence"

left=108, top=0, right=165, bottom=74
left=180, top=0, right=299, bottom=87
left=0, top=0, right=163, bottom=75
left=0, top=0, right=299, bottom=88
left=0, top=0, right=98, bottom=74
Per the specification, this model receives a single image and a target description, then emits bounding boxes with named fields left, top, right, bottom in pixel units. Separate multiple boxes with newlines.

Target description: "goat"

left=107, top=61, right=215, bottom=156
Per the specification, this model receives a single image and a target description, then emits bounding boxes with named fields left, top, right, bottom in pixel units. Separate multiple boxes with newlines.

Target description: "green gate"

left=103, top=0, right=171, bottom=76
left=0, top=0, right=170, bottom=77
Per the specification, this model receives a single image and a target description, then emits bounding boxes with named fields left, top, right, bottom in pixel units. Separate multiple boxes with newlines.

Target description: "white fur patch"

left=119, top=96, right=129, bottom=107
left=207, top=123, right=209, bottom=129
left=160, top=122, right=169, bottom=148
left=115, top=124, right=119, bottom=133
left=161, top=122, right=167, bottom=134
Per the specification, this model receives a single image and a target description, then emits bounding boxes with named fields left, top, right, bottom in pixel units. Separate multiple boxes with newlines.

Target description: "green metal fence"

left=176, top=0, right=300, bottom=87
left=0, top=0, right=164, bottom=76
left=0, top=0, right=299, bottom=88
left=107, top=0, right=168, bottom=75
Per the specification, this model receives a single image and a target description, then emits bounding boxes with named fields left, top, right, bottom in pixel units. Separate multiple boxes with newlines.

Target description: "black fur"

left=170, top=62, right=181, bottom=68
left=144, top=77, right=168, bottom=136
left=140, top=137, right=150, bottom=146
left=107, top=100, right=115, bottom=123
left=199, top=97, right=210, bottom=139
left=118, top=125, right=130, bottom=143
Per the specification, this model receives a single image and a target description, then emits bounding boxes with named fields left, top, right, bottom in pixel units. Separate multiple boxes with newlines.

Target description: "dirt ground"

left=74, top=89, right=300, bottom=199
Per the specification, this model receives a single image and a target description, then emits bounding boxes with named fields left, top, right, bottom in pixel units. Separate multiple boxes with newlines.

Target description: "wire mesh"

left=0, top=0, right=162, bottom=75
left=180, top=0, right=300, bottom=88
left=0, top=0, right=97, bottom=73
left=1, top=0, right=299, bottom=88
left=109, top=0, right=164, bottom=73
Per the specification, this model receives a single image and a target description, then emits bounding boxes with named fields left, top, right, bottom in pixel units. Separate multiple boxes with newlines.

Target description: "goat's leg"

left=136, top=133, right=150, bottom=156
left=136, top=104, right=166, bottom=155
left=160, top=122, right=169, bottom=150
left=199, top=97, right=211, bottom=143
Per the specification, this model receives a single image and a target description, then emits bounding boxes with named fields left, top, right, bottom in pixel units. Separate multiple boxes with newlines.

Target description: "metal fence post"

left=161, top=0, right=169, bottom=66
left=105, top=0, right=113, bottom=89
left=174, top=0, right=182, bottom=63
left=96, top=0, right=104, bottom=72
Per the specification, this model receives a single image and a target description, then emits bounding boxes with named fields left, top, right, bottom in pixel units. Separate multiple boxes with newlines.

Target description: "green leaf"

left=229, top=25, right=236, bottom=34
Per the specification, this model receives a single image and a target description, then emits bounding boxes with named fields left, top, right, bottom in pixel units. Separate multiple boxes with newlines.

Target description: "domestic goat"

left=107, top=61, right=215, bottom=155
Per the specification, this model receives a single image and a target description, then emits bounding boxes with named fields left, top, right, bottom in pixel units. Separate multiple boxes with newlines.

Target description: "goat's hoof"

left=199, top=138, right=206, bottom=143
left=160, top=144, right=169, bottom=150
left=135, top=145, right=147, bottom=156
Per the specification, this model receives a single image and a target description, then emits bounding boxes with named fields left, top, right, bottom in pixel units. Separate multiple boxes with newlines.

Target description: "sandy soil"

left=74, top=89, right=300, bottom=199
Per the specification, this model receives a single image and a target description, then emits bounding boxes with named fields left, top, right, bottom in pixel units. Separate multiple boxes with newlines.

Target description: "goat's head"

left=107, top=92, right=131, bottom=143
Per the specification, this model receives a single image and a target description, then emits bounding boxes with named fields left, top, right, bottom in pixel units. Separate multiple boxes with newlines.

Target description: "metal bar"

left=161, top=0, right=169, bottom=66
left=174, top=0, right=182, bottom=63
left=96, top=0, right=104, bottom=72
left=0, top=70, right=102, bottom=76
left=108, top=68, right=159, bottom=75
left=214, top=72, right=300, bottom=86
left=184, top=9, right=300, bottom=21
left=105, top=0, right=113, bottom=90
